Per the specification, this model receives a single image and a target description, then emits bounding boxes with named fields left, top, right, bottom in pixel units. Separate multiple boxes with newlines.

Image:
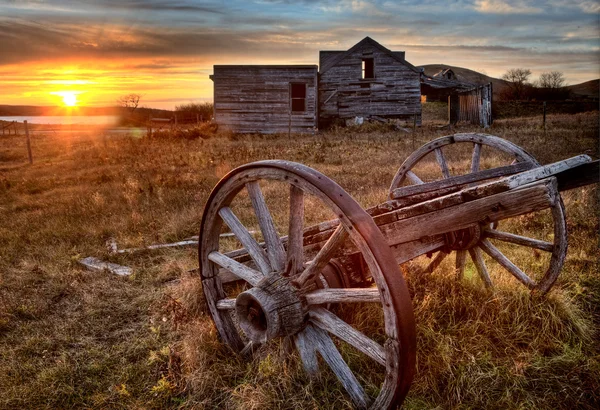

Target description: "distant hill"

left=420, top=64, right=509, bottom=91
left=0, top=105, right=174, bottom=118
left=420, top=65, right=599, bottom=101
left=566, top=79, right=599, bottom=100
left=0, top=105, right=118, bottom=116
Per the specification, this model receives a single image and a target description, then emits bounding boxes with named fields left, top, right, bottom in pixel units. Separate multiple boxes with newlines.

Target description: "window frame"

left=361, top=58, right=374, bottom=79
left=290, top=82, right=307, bottom=113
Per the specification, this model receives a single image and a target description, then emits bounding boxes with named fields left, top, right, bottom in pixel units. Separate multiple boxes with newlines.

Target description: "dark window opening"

left=290, top=83, right=306, bottom=112
left=362, top=58, right=374, bottom=79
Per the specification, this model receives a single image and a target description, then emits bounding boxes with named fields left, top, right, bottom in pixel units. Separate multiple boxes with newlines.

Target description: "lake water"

left=0, top=115, right=119, bottom=125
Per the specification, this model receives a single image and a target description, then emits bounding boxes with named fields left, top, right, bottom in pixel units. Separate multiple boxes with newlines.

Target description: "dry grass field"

left=0, top=109, right=598, bottom=409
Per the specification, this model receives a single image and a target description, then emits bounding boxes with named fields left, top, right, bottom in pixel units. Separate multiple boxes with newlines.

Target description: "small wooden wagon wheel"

left=199, top=160, right=416, bottom=409
left=389, top=133, right=567, bottom=294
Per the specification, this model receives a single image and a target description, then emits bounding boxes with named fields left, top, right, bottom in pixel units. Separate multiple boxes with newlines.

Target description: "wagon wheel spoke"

left=405, top=170, right=424, bottom=185
left=301, top=324, right=370, bottom=409
left=468, top=247, right=492, bottom=287
left=216, top=298, right=236, bottom=310
left=304, top=288, right=380, bottom=305
left=208, top=251, right=264, bottom=286
left=294, top=327, right=319, bottom=375
left=479, top=238, right=536, bottom=288
left=434, top=147, right=451, bottom=179
left=309, top=307, right=386, bottom=366
left=218, top=206, right=272, bottom=275
left=484, top=228, right=554, bottom=252
left=286, top=185, right=304, bottom=276
left=471, top=142, right=482, bottom=172
left=422, top=250, right=448, bottom=274
left=240, top=340, right=260, bottom=357
left=455, top=250, right=467, bottom=280
left=247, top=181, right=286, bottom=272
left=294, top=224, right=348, bottom=287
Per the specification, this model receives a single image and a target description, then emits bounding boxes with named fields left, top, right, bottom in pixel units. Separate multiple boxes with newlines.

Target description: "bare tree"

left=502, top=68, right=532, bottom=100
left=538, top=71, right=566, bottom=89
left=117, top=94, right=141, bottom=113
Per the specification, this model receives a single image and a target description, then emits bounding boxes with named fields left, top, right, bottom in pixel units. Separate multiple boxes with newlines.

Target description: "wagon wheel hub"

left=235, top=273, right=306, bottom=344
left=445, top=224, right=481, bottom=251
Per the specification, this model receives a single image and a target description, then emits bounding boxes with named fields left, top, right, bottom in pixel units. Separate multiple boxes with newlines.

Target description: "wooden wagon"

left=197, top=133, right=598, bottom=409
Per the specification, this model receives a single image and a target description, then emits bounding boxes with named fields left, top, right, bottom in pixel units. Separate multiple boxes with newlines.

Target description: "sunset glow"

left=0, top=1, right=597, bottom=109
left=50, top=91, right=82, bottom=107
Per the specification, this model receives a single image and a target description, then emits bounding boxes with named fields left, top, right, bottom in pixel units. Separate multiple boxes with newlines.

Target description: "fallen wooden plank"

left=79, top=256, right=132, bottom=276
left=117, top=240, right=199, bottom=254
left=115, top=231, right=258, bottom=255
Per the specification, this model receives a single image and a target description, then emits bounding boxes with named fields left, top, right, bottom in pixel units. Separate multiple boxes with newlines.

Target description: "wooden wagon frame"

left=197, top=133, right=598, bottom=409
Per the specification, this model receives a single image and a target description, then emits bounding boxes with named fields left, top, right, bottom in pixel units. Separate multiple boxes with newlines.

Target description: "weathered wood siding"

left=319, top=43, right=421, bottom=126
left=212, top=65, right=318, bottom=134
left=449, top=83, right=493, bottom=128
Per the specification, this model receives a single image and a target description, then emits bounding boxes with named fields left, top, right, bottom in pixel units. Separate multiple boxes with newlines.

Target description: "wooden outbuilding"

left=210, top=65, right=318, bottom=134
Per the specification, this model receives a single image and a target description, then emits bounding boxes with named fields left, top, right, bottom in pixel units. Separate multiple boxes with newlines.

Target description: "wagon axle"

left=445, top=224, right=481, bottom=251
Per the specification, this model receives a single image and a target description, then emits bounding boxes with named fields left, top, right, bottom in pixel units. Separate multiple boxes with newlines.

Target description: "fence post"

left=543, top=101, right=546, bottom=131
left=24, top=120, right=33, bottom=164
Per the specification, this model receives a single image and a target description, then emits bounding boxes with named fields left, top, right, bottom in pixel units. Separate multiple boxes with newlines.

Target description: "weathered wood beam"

left=391, top=162, right=533, bottom=200
left=379, top=178, right=556, bottom=247
left=304, top=288, right=380, bottom=305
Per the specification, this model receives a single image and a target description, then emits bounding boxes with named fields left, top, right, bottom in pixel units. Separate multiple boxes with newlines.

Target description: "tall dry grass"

left=0, top=111, right=598, bottom=409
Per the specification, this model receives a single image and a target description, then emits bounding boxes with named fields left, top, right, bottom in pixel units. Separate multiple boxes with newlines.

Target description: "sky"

left=0, top=0, right=598, bottom=109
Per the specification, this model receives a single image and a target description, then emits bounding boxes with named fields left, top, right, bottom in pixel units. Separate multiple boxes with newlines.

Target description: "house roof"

left=213, top=65, right=318, bottom=69
left=319, top=36, right=420, bottom=75
left=433, top=68, right=455, bottom=78
left=421, top=74, right=474, bottom=90
left=319, top=51, right=344, bottom=68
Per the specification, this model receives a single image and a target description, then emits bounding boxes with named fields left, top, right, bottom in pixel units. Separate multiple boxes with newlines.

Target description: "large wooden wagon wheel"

left=389, top=133, right=567, bottom=294
left=199, top=160, right=416, bottom=409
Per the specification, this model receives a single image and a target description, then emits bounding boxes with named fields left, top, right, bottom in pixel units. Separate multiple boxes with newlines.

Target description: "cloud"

left=0, top=0, right=597, bottom=108
left=576, top=1, right=600, bottom=14
left=473, top=0, right=542, bottom=14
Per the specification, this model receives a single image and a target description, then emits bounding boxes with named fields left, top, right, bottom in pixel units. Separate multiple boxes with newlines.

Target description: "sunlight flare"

left=50, top=90, right=81, bottom=107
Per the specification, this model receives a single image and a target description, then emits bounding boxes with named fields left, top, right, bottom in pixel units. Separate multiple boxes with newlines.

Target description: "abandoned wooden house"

left=210, top=37, right=421, bottom=133
left=210, top=37, right=492, bottom=133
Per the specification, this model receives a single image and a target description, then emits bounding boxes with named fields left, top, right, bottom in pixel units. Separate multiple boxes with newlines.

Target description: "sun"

left=62, top=92, right=78, bottom=107
left=50, top=91, right=81, bottom=107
